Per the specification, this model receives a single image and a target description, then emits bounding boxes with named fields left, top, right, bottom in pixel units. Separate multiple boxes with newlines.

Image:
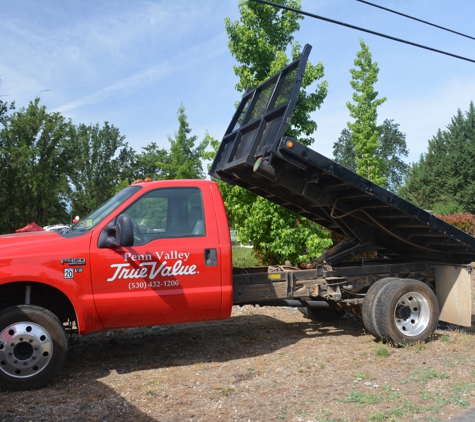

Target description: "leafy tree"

left=0, top=99, right=73, bottom=233
left=0, top=100, right=15, bottom=124
left=345, top=39, right=387, bottom=185
left=233, top=196, right=332, bottom=264
left=222, top=0, right=332, bottom=265
left=333, top=128, right=356, bottom=172
left=378, top=120, right=409, bottom=191
left=225, top=0, right=327, bottom=146
left=66, top=122, right=134, bottom=217
left=161, top=103, right=209, bottom=180
left=132, top=142, right=169, bottom=181
left=333, top=119, right=409, bottom=192
left=400, top=102, right=475, bottom=214
left=436, top=213, right=475, bottom=236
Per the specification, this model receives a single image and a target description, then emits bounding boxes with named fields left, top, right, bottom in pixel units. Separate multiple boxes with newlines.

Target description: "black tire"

left=373, top=279, right=439, bottom=345
left=299, top=306, right=346, bottom=322
left=362, top=278, right=400, bottom=340
left=0, top=305, right=68, bottom=391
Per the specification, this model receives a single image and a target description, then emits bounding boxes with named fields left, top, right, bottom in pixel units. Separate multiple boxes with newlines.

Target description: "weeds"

left=353, top=372, right=367, bottom=380
left=373, top=344, right=390, bottom=358
left=219, top=387, right=235, bottom=396
left=278, top=407, right=287, bottom=420
left=340, top=391, right=382, bottom=406
left=412, top=367, right=449, bottom=383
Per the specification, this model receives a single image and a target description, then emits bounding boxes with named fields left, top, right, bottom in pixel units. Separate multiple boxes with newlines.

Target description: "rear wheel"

left=0, top=305, right=68, bottom=391
left=362, top=278, right=400, bottom=340
left=373, top=279, right=439, bottom=345
left=299, top=306, right=345, bottom=322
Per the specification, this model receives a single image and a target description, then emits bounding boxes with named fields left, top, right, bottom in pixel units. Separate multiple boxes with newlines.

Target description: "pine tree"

left=400, top=102, right=475, bottom=214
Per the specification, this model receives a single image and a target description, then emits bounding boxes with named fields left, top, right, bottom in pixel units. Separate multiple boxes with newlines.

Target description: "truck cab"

left=0, top=179, right=232, bottom=391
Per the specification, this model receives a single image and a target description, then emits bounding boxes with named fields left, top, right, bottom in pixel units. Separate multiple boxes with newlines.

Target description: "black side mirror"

left=97, top=214, right=135, bottom=248
left=114, top=214, right=134, bottom=247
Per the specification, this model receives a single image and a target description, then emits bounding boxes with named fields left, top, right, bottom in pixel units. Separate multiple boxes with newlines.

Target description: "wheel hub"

left=0, top=322, right=53, bottom=378
left=395, top=304, right=412, bottom=320
left=393, top=292, right=430, bottom=337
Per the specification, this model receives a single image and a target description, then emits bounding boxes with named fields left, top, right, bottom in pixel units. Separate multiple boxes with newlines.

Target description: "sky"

left=1, top=0, right=475, bottom=166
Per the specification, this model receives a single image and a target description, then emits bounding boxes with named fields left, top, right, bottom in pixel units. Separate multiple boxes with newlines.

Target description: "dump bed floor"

left=210, top=44, right=475, bottom=264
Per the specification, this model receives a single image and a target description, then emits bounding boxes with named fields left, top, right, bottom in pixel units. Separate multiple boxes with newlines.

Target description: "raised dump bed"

left=210, top=44, right=475, bottom=266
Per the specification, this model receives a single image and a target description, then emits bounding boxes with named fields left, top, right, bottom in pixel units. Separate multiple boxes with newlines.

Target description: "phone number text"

left=128, top=280, right=180, bottom=290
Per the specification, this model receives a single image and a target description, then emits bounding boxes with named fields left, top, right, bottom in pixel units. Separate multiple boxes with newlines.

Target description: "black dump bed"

left=210, top=44, right=475, bottom=265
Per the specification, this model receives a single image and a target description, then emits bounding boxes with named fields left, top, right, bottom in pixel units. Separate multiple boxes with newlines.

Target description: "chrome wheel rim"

left=0, top=322, right=53, bottom=378
left=393, top=292, right=430, bottom=337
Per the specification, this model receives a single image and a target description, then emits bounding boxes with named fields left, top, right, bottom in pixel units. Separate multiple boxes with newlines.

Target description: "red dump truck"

left=0, top=45, right=473, bottom=391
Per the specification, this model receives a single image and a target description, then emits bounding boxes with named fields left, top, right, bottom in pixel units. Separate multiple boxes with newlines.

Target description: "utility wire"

left=357, top=0, right=475, bottom=41
left=253, top=0, right=475, bottom=64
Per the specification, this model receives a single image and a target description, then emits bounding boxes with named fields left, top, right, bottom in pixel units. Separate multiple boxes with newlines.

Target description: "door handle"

left=205, top=249, right=218, bottom=266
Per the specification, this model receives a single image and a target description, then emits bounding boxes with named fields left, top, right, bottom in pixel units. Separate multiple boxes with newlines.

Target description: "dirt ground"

left=1, top=295, right=475, bottom=421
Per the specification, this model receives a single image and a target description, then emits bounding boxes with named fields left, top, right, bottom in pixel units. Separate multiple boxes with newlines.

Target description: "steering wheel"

left=131, top=218, right=145, bottom=245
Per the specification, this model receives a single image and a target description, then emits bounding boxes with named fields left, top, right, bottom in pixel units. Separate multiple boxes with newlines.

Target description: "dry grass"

left=1, top=300, right=475, bottom=421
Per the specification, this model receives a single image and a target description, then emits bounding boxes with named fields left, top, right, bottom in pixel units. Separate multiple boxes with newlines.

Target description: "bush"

left=435, top=212, right=475, bottom=236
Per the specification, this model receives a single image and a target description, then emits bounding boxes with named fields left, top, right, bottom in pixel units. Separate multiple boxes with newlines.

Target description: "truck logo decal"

left=64, top=268, right=74, bottom=279
left=61, top=258, right=86, bottom=266
left=107, top=250, right=197, bottom=282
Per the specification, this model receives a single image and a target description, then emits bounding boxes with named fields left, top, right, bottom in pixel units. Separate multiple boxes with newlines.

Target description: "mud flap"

left=435, top=264, right=472, bottom=327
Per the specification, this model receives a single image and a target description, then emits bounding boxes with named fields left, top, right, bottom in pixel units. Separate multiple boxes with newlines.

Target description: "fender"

left=0, top=267, right=103, bottom=334
left=0, top=231, right=103, bottom=334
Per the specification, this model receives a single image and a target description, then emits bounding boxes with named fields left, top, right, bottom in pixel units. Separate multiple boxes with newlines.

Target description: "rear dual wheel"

left=362, top=278, right=439, bottom=345
left=362, top=277, right=399, bottom=340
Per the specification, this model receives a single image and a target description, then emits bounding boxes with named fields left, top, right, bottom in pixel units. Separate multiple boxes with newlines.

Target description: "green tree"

left=225, top=0, right=327, bottom=146
left=0, top=99, right=73, bottom=233
left=222, top=0, right=331, bottom=265
left=67, top=122, right=134, bottom=217
left=333, top=119, right=409, bottom=193
left=345, top=39, right=387, bottom=185
left=0, top=100, right=15, bottom=124
left=400, top=102, right=475, bottom=214
left=132, top=142, right=169, bottom=181
left=161, top=103, right=209, bottom=180
left=233, top=196, right=332, bottom=264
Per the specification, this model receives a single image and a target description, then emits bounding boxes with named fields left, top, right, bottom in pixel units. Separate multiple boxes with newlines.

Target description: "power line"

left=357, top=0, right=475, bottom=41
left=252, top=0, right=475, bottom=64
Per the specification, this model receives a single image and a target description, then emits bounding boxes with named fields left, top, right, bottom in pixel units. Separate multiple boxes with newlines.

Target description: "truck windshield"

left=70, top=186, right=141, bottom=233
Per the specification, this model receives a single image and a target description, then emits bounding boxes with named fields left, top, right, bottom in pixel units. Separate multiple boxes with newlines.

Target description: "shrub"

left=435, top=213, right=475, bottom=236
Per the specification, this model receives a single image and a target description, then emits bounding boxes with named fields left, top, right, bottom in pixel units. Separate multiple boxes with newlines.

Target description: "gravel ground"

left=2, top=277, right=475, bottom=422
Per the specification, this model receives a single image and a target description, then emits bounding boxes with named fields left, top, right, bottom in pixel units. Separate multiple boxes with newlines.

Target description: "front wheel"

left=0, top=305, right=68, bottom=391
left=373, top=279, right=439, bottom=345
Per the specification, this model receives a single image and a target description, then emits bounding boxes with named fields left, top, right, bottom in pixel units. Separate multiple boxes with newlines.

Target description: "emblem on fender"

left=61, top=258, right=86, bottom=265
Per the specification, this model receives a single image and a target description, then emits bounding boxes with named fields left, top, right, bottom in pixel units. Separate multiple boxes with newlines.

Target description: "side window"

left=124, top=187, right=205, bottom=245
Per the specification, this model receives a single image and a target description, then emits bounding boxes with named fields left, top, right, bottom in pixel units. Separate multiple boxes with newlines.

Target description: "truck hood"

left=0, top=231, right=71, bottom=254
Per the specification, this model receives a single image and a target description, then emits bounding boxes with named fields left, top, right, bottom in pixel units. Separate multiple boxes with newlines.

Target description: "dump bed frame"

left=210, top=44, right=475, bottom=266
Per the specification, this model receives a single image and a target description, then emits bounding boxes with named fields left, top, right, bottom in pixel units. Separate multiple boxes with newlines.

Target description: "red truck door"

left=89, top=184, right=225, bottom=329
